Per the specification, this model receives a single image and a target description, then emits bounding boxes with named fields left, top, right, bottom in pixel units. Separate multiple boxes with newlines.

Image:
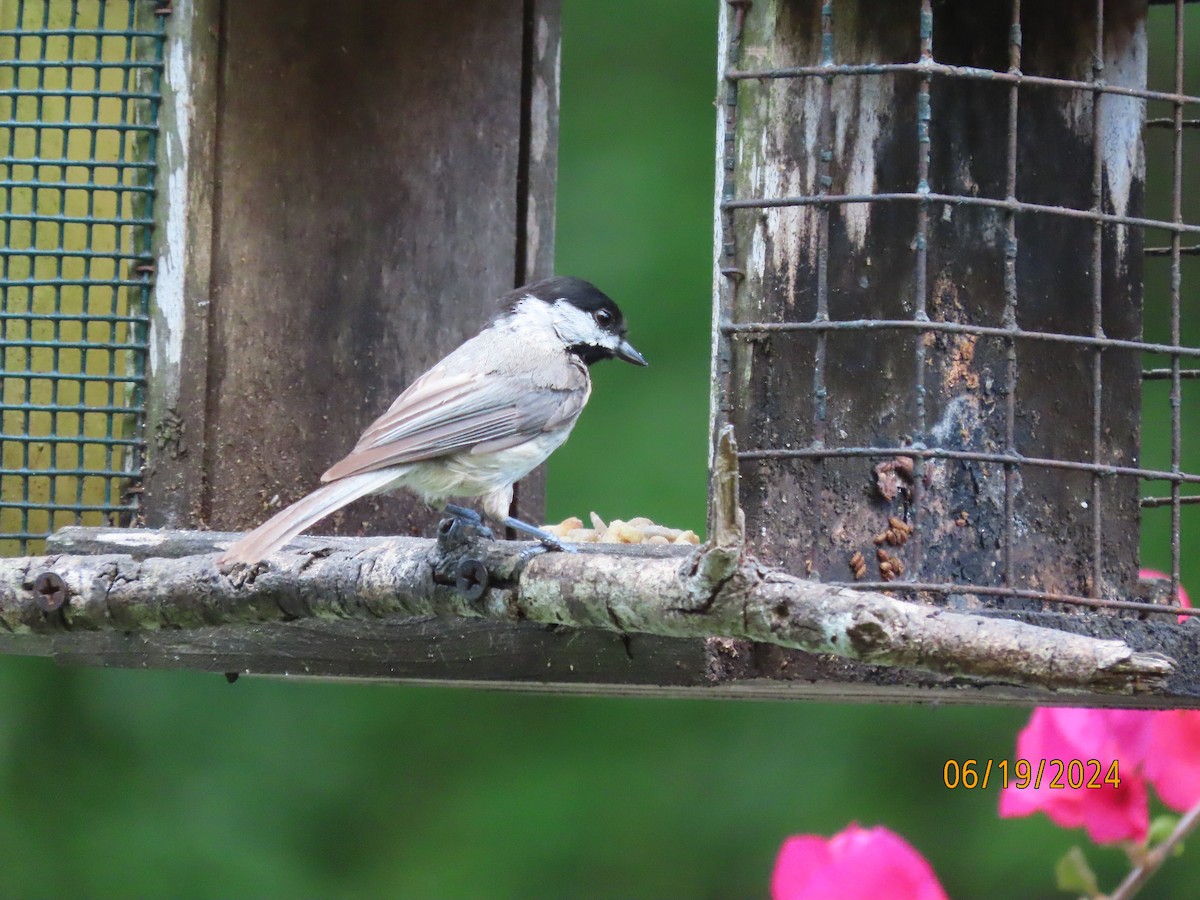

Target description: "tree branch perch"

left=0, top=526, right=1175, bottom=696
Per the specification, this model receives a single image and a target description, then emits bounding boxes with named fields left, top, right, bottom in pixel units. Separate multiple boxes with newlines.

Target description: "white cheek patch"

left=510, top=296, right=555, bottom=325
left=549, top=299, right=606, bottom=346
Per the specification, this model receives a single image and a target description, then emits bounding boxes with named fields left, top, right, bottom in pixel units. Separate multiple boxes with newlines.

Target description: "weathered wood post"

left=716, top=0, right=1147, bottom=608
left=146, top=0, right=561, bottom=537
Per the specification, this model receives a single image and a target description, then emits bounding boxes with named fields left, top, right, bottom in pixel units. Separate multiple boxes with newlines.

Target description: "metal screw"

left=32, top=572, right=67, bottom=612
left=455, top=558, right=489, bottom=601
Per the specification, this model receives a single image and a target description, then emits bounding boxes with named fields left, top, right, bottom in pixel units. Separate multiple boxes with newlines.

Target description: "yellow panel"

left=0, top=1, right=165, bottom=553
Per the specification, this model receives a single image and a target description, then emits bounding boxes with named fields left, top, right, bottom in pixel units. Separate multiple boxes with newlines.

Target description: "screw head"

left=32, top=572, right=67, bottom=612
left=455, top=558, right=489, bottom=601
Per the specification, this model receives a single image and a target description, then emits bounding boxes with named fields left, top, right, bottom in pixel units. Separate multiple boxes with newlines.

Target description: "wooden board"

left=26, top=526, right=1197, bottom=705
left=7, top=612, right=1192, bottom=707
left=145, top=0, right=560, bottom=536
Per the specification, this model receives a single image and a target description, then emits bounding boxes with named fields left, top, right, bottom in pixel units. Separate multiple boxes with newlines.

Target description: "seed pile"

left=542, top=513, right=700, bottom=546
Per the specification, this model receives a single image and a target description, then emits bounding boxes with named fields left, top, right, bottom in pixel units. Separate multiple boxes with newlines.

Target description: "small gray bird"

left=218, top=276, right=646, bottom=565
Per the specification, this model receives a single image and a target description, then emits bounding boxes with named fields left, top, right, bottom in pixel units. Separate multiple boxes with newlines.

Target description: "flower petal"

left=998, top=708, right=1150, bottom=844
left=1144, top=711, right=1200, bottom=813
left=772, top=824, right=947, bottom=900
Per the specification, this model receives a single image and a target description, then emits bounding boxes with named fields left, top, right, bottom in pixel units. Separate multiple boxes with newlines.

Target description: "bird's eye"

left=594, top=309, right=613, bottom=327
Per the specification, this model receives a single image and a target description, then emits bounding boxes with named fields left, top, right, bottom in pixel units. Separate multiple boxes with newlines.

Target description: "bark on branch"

left=0, top=525, right=1174, bottom=695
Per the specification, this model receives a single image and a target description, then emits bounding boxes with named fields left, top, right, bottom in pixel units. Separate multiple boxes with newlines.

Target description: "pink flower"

left=999, top=576, right=1200, bottom=844
left=1139, top=568, right=1192, bottom=623
left=771, top=824, right=948, bottom=900
left=1144, top=710, right=1200, bottom=813
left=1135, top=571, right=1200, bottom=811
left=998, top=708, right=1151, bottom=843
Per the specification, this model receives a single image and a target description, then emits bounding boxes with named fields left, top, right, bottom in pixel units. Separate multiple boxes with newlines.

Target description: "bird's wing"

left=320, top=361, right=589, bottom=482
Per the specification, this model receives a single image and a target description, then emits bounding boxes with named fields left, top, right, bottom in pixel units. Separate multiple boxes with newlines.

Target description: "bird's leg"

left=443, top=503, right=485, bottom=527
left=476, top=489, right=575, bottom=554
left=501, top=514, right=577, bottom=554
left=440, top=503, right=495, bottom=542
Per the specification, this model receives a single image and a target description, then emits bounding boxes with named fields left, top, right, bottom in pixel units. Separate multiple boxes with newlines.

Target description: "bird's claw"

left=437, top=514, right=494, bottom=553
left=517, top=539, right=576, bottom=565
left=538, top=535, right=576, bottom=554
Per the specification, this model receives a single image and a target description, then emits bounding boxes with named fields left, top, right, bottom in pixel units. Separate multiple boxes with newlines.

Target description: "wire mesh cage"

left=0, top=0, right=165, bottom=555
left=714, top=0, right=1198, bottom=623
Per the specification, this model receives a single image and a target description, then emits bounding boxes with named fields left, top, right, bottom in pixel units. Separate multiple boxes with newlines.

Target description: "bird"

left=218, top=276, right=646, bottom=566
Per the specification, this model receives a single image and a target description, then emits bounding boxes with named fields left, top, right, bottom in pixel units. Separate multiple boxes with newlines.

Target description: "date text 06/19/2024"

left=943, top=759, right=1121, bottom=791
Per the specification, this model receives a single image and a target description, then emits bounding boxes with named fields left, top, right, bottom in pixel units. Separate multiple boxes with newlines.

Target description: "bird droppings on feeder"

left=873, top=456, right=916, bottom=502
left=874, top=516, right=914, bottom=548
left=848, top=551, right=868, bottom=581
left=877, top=548, right=905, bottom=582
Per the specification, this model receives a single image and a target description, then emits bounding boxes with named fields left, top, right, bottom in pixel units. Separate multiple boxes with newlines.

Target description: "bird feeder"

left=1, top=0, right=1197, bottom=704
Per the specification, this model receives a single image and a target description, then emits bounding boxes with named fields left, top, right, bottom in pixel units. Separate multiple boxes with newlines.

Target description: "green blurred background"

left=1, top=1, right=1197, bottom=897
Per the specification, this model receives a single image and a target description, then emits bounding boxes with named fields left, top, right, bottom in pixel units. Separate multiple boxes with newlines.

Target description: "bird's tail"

left=218, top=470, right=400, bottom=566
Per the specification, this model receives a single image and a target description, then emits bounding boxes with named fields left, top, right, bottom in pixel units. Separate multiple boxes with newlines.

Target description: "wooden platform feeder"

left=0, top=0, right=1197, bottom=706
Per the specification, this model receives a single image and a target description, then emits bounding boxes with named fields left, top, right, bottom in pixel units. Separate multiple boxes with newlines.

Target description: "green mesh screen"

left=0, top=0, right=165, bottom=555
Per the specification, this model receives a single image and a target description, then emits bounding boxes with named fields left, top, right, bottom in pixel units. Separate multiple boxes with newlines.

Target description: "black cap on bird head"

left=495, top=276, right=647, bottom=367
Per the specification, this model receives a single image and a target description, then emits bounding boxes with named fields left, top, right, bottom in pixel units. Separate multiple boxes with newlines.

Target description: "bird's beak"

left=615, top=338, right=648, bottom=367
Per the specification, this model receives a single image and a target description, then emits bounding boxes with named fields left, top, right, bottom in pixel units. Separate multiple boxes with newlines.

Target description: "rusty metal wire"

left=1165, top=0, right=1188, bottom=613
left=716, top=0, right=1198, bottom=621
left=725, top=60, right=1199, bottom=107
left=1002, top=0, right=1021, bottom=591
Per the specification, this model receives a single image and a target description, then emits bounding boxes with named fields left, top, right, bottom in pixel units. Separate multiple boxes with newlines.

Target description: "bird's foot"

left=440, top=505, right=573, bottom=554
left=503, top=515, right=577, bottom=554
left=438, top=505, right=495, bottom=552
left=443, top=503, right=494, bottom=536
left=517, top=542, right=571, bottom=566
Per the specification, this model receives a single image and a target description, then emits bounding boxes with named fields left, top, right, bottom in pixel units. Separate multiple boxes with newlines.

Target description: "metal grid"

left=0, top=0, right=165, bottom=554
left=715, top=0, right=1198, bottom=620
